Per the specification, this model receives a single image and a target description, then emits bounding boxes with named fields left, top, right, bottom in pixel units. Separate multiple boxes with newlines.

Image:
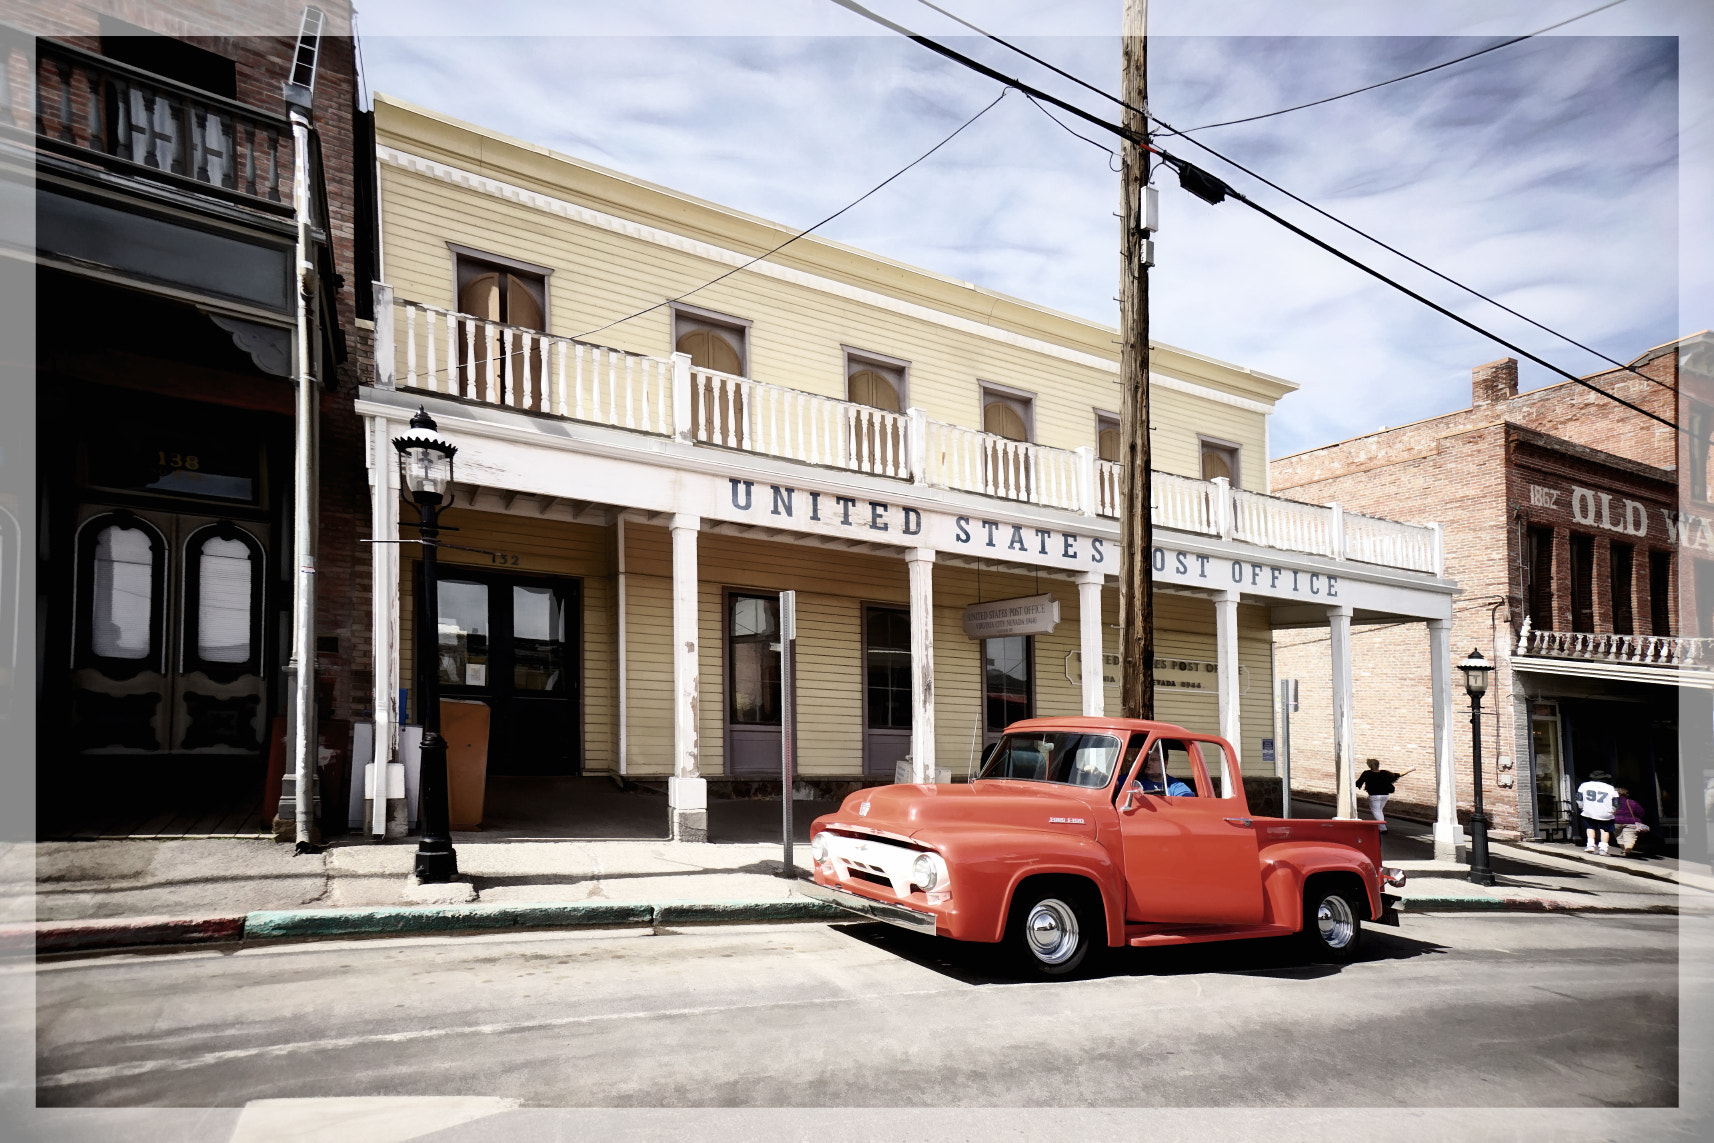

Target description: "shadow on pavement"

left=831, top=919, right=1449, bottom=986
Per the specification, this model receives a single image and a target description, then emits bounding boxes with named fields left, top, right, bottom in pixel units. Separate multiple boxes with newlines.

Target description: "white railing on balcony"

left=1231, top=486, right=1334, bottom=556
left=922, top=420, right=1083, bottom=511
left=1515, top=618, right=1712, bottom=667
left=375, top=290, right=1445, bottom=576
left=388, top=298, right=675, bottom=436
left=1151, top=470, right=1216, bottom=535
left=689, top=367, right=909, bottom=478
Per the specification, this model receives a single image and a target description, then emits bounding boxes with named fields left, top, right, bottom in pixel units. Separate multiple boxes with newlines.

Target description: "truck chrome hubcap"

left=1316, top=894, right=1355, bottom=949
left=1025, top=898, right=1080, bottom=964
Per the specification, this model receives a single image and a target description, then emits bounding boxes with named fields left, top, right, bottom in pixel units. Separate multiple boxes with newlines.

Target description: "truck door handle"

left=1224, top=817, right=1253, bottom=828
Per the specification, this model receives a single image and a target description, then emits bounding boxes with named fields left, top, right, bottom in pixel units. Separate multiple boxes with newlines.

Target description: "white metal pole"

left=616, top=515, right=628, bottom=777
left=288, top=109, right=318, bottom=852
left=779, top=589, right=796, bottom=874
left=907, top=548, right=936, bottom=783
left=1077, top=571, right=1104, bottom=716
left=1329, top=604, right=1355, bottom=818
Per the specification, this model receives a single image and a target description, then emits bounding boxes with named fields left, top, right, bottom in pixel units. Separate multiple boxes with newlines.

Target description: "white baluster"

left=404, top=304, right=417, bottom=389
left=622, top=354, right=635, bottom=429
left=425, top=309, right=439, bottom=394
left=445, top=307, right=459, bottom=398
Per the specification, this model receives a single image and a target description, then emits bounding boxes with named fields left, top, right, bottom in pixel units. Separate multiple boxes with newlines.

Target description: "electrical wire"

left=1022, top=90, right=1118, bottom=170
left=831, top=0, right=1680, bottom=423
left=907, top=0, right=1677, bottom=397
left=1155, top=0, right=1632, bottom=135
left=572, top=86, right=1008, bottom=340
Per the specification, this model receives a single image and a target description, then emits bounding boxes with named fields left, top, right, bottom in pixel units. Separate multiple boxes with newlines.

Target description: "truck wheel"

left=1300, top=884, right=1363, bottom=963
left=1006, top=886, right=1099, bottom=978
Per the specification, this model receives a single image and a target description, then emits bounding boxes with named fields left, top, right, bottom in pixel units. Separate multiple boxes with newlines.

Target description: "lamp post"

left=394, top=408, right=459, bottom=883
left=1458, top=648, right=1496, bottom=887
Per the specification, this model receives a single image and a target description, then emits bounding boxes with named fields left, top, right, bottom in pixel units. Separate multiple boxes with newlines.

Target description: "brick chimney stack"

left=1472, top=357, right=1519, bottom=407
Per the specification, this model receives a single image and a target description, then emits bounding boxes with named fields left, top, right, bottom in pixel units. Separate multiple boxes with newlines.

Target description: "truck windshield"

left=978, top=732, right=1123, bottom=788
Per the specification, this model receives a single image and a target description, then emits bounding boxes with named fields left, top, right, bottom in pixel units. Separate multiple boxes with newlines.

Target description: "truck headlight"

left=911, top=852, right=939, bottom=892
left=811, top=832, right=831, bottom=866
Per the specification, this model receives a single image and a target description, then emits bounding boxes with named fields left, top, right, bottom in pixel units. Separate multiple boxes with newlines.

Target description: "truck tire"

left=1005, top=883, right=1101, bottom=978
left=1300, top=881, right=1363, bottom=963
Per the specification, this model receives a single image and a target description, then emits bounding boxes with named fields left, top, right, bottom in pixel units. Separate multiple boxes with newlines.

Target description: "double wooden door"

left=69, top=503, right=270, bottom=761
left=430, top=569, right=581, bottom=775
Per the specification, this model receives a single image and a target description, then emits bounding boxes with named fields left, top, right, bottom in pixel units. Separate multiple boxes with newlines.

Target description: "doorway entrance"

left=725, top=591, right=784, bottom=776
left=428, top=569, right=582, bottom=778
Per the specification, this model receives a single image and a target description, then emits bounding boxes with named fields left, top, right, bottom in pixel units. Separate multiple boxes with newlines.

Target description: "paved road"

left=30, top=913, right=1678, bottom=1109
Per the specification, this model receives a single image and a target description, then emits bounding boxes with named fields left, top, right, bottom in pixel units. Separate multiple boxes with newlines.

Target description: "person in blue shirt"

left=1138, top=749, right=1195, bottom=797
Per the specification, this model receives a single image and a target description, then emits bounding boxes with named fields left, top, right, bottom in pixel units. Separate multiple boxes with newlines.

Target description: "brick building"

left=1272, top=335, right=1711, bottom=856
left=16, top=1, right=377, bottom=839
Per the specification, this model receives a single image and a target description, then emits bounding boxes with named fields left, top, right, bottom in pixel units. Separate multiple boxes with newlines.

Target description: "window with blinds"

left=91, top=523, right=155, bottom=660
left=196, top=535, right=253, bottom=663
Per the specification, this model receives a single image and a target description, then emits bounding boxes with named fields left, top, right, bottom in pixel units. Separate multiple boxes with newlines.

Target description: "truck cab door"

left=1118, top=737, right=1265, bottom=925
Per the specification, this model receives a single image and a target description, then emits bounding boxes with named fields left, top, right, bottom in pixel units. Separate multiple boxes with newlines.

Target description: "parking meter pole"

left=780, top=590, right=797, bottom=878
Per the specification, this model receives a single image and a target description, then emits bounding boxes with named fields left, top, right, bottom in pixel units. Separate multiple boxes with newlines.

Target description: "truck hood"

left=836, top=781, right=1102, bottom=840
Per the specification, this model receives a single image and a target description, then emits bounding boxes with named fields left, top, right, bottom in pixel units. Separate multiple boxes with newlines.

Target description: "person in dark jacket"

left=1356, top=758, right=1410, bottom=833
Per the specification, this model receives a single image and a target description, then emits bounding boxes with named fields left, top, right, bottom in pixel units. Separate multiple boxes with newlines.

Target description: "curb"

left=6, top=914, right=247, bottom=954
left=1397, top=896, right=1676, bottom=915
left=23, top=898, right=851, bottom=954
left=1501, top=841, right=1714, bottom=894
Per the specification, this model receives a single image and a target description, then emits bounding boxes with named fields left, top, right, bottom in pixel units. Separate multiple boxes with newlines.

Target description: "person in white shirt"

left=1576, top=770, right=1618, bottom=855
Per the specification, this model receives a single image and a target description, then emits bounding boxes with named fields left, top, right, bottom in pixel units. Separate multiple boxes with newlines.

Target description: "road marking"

left=37, top=985, right=963, bottom=1089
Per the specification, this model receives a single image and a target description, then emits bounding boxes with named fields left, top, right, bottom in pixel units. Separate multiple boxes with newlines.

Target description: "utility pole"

left=1118, top=0, right=1154, bottom=719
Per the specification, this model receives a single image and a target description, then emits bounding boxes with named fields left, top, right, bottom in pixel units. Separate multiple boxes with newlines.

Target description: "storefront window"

left=195, top=535, right=254, bottom=663
left=729, top=593, right=781, bottom=725
left=513, top=584, right=564, bottom=691
left=91, top=523, right=154, bottom=660
left=865, top=607, right=911, bottom=730
left=438, top=579, right=489, bottom=687
left=983, top=635, right=1032, bottom=734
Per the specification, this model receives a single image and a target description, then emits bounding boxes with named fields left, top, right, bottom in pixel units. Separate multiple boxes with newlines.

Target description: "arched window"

left=76, top=513, right=165, bottom=677
left=675, top=310, right=750, bottom=445
left=183, top=523, right=264, bottom=681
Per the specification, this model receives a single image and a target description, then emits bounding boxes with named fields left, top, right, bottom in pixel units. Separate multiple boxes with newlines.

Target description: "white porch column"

left=1214, top=588, right=1241, bottom=796
left=669, top=513, right=706, bottom=841
left=1077, top=571, right=1105, bottom=717
left=1428, top=618, right=1462, bottom=860
left=1329, top=604, right=1355, bottom=818
left=367, top=414, right=406, bottom=837
left=908, top=548, right=936, bottom=782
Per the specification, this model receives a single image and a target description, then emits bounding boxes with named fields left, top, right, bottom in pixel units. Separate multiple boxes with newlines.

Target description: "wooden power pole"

left=1118, top=0, right=1154, bottom=719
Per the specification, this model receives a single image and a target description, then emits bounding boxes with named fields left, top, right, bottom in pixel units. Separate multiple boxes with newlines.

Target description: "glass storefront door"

left=429, top=570, right=580, bottom=777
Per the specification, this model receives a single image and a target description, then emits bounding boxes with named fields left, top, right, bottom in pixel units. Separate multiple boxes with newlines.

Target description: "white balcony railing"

left=920, top=420, right=1084, bottom=511
left=375, top=292, right=1444, bottom=576
left=689, top=366, right=910, bottom=478
left=1515, top=618, right=1713, bottom=667
left=386, top=298, right=676, bottom=435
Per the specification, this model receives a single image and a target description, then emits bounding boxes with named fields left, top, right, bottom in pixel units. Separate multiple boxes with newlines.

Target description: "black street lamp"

left=1458, top=648, right=1496, bottom=887
left=394, top=408, right=459, bottom=883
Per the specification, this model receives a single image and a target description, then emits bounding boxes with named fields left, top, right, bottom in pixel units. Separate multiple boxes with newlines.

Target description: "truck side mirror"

left=1120, top=781, right=1141, bottom=813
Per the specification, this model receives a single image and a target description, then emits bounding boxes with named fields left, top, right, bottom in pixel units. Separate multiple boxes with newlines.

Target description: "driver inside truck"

left=1137, top=742, right=1195, bottom=797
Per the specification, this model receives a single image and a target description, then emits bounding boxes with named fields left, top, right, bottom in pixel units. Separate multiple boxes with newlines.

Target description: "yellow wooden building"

left=359, top=95, right=1456, bottom=839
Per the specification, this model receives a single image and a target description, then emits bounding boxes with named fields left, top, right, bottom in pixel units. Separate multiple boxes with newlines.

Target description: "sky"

left=353, top=0, right=1709, bottom=458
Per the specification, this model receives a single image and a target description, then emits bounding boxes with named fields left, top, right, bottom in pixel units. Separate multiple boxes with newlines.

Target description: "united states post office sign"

left=963, top=594, right=1061, bottom=638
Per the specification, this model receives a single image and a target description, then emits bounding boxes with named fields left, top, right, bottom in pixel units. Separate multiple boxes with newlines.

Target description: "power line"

left=1158, top=0, right=1632, bottom=135
left=573, top=86, right=1008, bottom=340
left=907, top=0, right=1672, bottom=398
left=846, top=0, right=1679, bottom=419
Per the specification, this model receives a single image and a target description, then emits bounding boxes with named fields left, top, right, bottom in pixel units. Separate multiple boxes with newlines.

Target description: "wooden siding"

left=610, top=528, right=1275, bottom=779
left=375, top=99, right=1275, bottom=485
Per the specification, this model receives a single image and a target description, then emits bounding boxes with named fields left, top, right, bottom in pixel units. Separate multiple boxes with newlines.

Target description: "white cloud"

left=356, top=1, right=1704, bottom=457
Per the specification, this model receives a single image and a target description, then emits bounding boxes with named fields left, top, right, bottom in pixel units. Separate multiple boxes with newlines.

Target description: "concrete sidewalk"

left=5, top=805, right=1703, bottom=954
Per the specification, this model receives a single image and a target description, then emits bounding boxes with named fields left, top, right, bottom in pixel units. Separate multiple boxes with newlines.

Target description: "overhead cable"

left=908, top=0, right=1671, bottom=396
left=824, top=0, right=1679, bottom=430
left=573, top=86, right=1008, bottom=340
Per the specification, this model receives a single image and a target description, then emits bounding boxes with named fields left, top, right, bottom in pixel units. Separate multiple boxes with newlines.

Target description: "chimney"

left=1472, top=357, right=1518, bottom=406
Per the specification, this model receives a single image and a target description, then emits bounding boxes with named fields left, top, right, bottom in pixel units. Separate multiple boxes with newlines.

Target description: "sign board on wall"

left=963, top=594, right=1061, bottom=638
left=1061, top=652, right=1248, bottom=696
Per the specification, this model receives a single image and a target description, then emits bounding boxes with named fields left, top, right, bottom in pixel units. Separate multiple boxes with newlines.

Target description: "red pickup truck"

left=801, top=716, right=1406, bottom=977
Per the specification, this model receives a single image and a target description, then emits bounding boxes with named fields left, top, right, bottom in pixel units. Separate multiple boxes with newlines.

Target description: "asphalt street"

left=29, top=913, right=1679, bottom=1109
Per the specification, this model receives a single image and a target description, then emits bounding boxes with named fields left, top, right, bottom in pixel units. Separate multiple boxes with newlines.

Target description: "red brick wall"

left=1271, top=349, right=1686, bottom=834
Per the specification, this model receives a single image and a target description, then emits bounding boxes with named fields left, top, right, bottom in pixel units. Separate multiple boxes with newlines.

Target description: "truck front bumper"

left=1375, top=892, right=1403, bottom=927
left=798, top=881, right=939, bottom=936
